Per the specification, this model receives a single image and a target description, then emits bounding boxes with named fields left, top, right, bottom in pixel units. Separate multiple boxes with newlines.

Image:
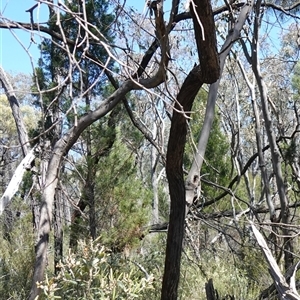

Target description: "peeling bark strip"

left=190, top=0, right=220, bottom=83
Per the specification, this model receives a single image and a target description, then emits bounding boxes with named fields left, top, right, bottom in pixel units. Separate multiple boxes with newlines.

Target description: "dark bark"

left=161, top=1, right=254, bottom=298
left=162, top=64, right=205, bottom=300
left=161, top=2, right=219, bottom=298
left=54, top=188, right=63, bottom=274
left=186, top=0, right=254, bottom=209
left=205, top=279, right=219, bottom=300
left=161, top=1, right=220, bottom=290
left=206, top=278, right=235, bottom=300
left=190, top=0, right=220, bottom=83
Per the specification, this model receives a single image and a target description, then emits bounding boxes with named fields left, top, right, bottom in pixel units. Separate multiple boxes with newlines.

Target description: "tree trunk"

left=161, top=2, right=219, bottom=298
left=161, top=1, right=254, bottom=299
left=151, top=139, right=159, bottom=224
left=0, top=148, right=36, bottom=215
left=190, top=0, right=220, bottom=83
left=237, top=59, right=276, bottom=220
left=251, top=0, right=292, bottom=270
left=205, top=279, right=219, bottom=300
left=29, top=80, right=134, bottom=300
left=185, top=0, right=255, bottom=208
left=162, top=61, right=207, bottom=299
left=252, top=223, right=300, bottom=300
left=0, top=66, right=29, bottom=157
left=54, top=188, right=63, bottom=274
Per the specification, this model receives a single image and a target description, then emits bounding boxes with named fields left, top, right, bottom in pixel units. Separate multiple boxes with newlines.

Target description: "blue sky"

left=0, top=0, right=145, bottom=75
left=1, top=1, right=290, bottom=76
left=0, top=0, right=49, bottom=74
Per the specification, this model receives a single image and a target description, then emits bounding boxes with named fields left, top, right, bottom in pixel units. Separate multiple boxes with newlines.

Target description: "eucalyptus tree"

left=31, top=0, right=116, bottom=268
left=1, top=0, right=300, bottom=299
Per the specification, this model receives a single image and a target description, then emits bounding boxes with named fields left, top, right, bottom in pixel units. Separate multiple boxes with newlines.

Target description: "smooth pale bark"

left=29, top=79, right=136, bottom=299
left=237, top=59, right=275, bottom=220
left=151, top=139, right=160, bottom=224
left=29, top=51, right=170, bottom=297
left=185, top=0, right=255, bottom=208
left=210, top=208, right=250, bottom=246
left=252, top=0, right=292, bottom=270
left=252, top=223, right=300, bottom=300
left=161, top=1, right=254, bottom=299
left=252, top=0, right=288, bottom=221
left=28, top=0, right=172, bottom=293
left=0, top=147, right=36, bottom=215
left=0, top=67, right=33, bottom=213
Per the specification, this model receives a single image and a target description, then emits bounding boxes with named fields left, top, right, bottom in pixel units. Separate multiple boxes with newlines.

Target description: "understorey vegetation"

left=1, top=0, right=300, bottom=299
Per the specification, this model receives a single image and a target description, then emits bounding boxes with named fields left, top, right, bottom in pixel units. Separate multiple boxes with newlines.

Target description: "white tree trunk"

left=251, top=223, right=300, bottom=300
left=185, top=0, right=255, bottom=208
left=0, top=147, right=36, bottom=215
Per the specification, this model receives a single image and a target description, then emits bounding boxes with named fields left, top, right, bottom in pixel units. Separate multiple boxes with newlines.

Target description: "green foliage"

left=72, top=122, right=152, bottom=251
left=238, top=243, right=270, bottom=287
left=34, top=0, right=115, bottom=103
left=0, top=201, right=35, bottom=299
left=178, top=249, right=264, bottom=300
left=94, top=131, right=152, bottom=251
left=0, top=94, right=39, bottom=139
left=38, top=238, right=154, bottom=299
left=281, top=139, right=298, bottom=164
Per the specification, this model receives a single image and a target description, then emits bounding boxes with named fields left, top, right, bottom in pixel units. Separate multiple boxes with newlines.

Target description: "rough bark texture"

left=162, top=67, right=205, bottom=300
left=190, top=0, right=220, bottom=83
left=185, top=0, right=255, bottom=208
left=205, top=278, right=219, bottom=300
left=54, top=188, right=63, bottom=274
left=161, top=1, right=255, bottom=298
left=161, top=1, right=220, bottom=298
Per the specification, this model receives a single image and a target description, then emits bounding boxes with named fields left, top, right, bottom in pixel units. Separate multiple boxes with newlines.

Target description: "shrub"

left=38, top=238, right=154, bottom=299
